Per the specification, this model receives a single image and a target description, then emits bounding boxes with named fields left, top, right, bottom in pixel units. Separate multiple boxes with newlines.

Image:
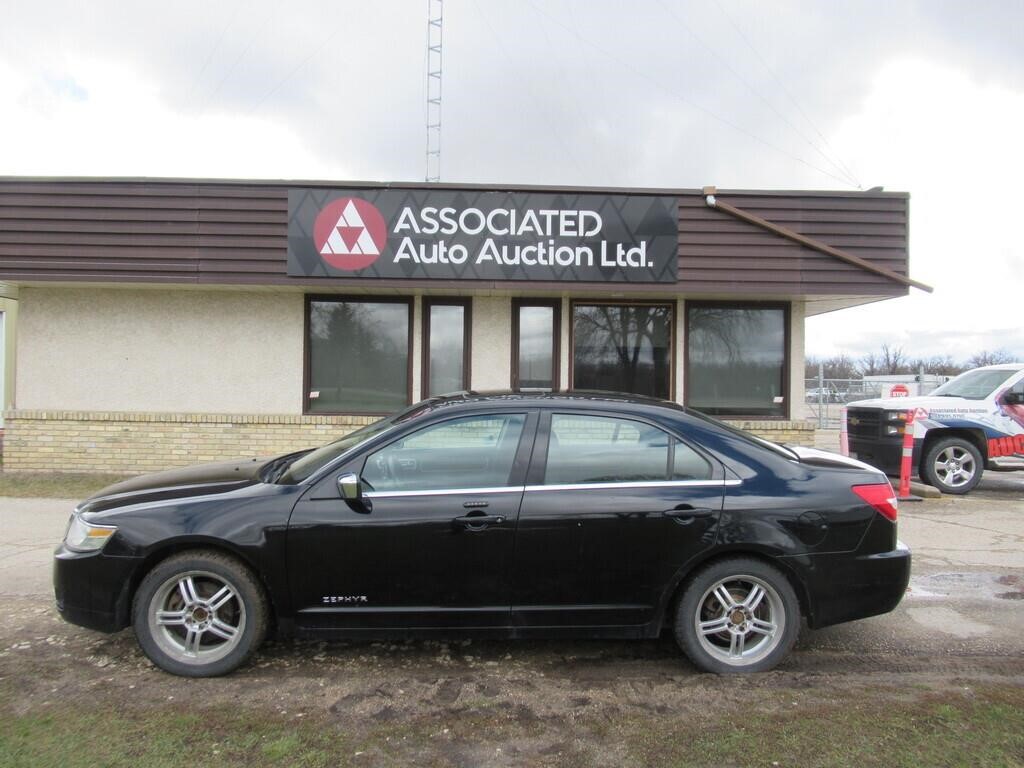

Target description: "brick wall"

left=1, top=410, right=378, bottom=474
left=726, top=420, right=816, bottom=445
left=0, top=410, right=816, bottom=474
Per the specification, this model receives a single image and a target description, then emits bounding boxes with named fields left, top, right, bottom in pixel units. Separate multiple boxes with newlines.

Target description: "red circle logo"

left=313, top=197, right=388, bottom=271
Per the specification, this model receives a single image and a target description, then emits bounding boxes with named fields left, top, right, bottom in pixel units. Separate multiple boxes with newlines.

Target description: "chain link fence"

left=802, top=378, right=885, bottom=428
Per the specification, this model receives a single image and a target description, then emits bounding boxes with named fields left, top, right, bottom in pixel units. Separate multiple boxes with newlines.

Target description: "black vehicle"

left=55, top=392, right=910, bottom=677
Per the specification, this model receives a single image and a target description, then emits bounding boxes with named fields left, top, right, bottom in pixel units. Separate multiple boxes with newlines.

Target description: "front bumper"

left=53, top=544, right=142, bottom=633
left=787, top=541, right=911, bottom=629
left=848, top=437, right=903, bottom=476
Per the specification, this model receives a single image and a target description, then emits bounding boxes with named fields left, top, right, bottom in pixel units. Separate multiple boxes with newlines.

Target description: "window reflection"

left=427, top=303, right=466, bottom=396
left=517, top=305, right=555, bottom=390
left=572, top=304, right=672, bottom=399
left=308, top=300, right=410, bottom=414
left=687, top=306, right=785, bottom=417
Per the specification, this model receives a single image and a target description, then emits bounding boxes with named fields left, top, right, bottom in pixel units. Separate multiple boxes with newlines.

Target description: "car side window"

left=544, top=414, right=667, bottom=485
left=671, top=440, right=713, bottom=481
left=362, top=414, right=526, bottom=492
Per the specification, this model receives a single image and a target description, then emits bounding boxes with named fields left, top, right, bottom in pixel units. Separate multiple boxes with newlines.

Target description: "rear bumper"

left=787, top=541, right=911, bottom=629
left=53, top=545, right=141, bottom=633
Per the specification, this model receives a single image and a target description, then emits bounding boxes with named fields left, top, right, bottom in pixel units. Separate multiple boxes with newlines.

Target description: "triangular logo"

left=320, top=200, right=381, bottom=256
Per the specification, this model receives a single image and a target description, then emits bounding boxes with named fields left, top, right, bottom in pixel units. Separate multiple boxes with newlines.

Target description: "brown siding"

left=0, top=180, right=287, bottom=284
left=0, top=179, right=910, bottom=296
left=677, top=192, right=909, bottom=296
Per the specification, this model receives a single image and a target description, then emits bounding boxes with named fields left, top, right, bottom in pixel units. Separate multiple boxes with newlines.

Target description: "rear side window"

left=544, top=414, right=711, bottom=485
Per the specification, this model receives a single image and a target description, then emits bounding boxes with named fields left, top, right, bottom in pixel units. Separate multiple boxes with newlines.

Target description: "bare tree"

left=880, top=344, right=907, bottom=374
left=857, top=352, right=881, bottom=377
left=967, top=349, right=1015, bottom=368
left=806, top=354, right=858, bottom=379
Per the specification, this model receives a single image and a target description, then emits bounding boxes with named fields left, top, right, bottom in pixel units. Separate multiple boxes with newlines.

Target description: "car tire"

left=674, top=558, right=800, bottom=674
left=920, top=436, right=983, bottom=495
left=132, top=550, right=268, bottom=677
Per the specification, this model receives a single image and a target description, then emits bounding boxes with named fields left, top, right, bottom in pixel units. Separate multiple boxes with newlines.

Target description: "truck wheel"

left=921, top=437, right=983, bottom=495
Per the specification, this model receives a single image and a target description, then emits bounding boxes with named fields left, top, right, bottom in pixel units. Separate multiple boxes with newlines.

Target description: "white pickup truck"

left=845, top=363, right=1024, bottom=494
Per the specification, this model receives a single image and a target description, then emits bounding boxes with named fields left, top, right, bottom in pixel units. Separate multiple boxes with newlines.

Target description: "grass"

left=0, top=708, right=346, bottom=768
left=626, top=686, right=1024, bottom=768
left=0, top=471, right=131, bottom=499
left=0, top=686, right=1021, bottom=767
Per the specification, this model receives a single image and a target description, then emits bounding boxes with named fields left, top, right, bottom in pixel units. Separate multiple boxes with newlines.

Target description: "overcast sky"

left=1, top=0, right=1021, bottom=363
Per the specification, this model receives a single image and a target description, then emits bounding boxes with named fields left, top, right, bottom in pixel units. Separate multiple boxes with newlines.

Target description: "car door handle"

left=663, top=505, right=714, bottom=520
left=453, top=514, right=505, bottom=530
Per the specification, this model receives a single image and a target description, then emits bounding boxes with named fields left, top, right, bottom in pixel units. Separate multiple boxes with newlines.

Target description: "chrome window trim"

left=363, top=479, right=741, bottom=498
left=525, top=479, right=741, bottom=492
left=364, top=486, right=527, bottom=499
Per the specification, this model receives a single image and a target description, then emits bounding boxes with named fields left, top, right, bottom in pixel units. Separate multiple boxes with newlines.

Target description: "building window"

left=571, top=303, right=673, bottom=399
left=306, top=297, right=411, bottom=414
left=686, top=302, right=788, bottom=417
left=512, top=299, right=560, bottom=391
left=422, top=298, right=471, bottom=398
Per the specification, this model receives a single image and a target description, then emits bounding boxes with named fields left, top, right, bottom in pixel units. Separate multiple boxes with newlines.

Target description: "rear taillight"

left=852, top=482, right=898, bottom=522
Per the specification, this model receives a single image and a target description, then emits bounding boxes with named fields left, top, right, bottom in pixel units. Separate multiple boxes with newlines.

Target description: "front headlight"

left=64, top=514, right=117, bottom=552
left=884, top=411, right=905, bottom=421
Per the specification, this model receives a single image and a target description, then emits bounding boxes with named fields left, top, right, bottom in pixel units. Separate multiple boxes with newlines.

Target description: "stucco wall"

left=0, top=296, right=15, bottom=417
left=16, top=287, right=305, bottom=414
left=470, top=295, right=512, bottom=390
left=789, top=301, right=806, bottom=415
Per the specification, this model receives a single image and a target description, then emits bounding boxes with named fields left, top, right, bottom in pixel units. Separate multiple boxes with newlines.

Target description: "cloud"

left=0, top=0, right=1022, bottom=364
left=806, top=57, right=1024, bottom=360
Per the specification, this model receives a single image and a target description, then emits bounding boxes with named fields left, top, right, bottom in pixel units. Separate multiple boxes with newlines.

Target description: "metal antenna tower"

left=425, top=0, right=443, bottom=182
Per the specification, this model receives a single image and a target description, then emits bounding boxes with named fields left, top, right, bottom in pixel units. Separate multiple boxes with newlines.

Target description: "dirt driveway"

left=1, top=476, right=1022, bottom=766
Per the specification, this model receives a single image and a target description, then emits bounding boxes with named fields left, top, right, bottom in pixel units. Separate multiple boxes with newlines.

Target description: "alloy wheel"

left=147, top=570, right=247, bottom=666
left=693, top=575, right=785, bottom=667
left=933, top=445, right=976, bottom=488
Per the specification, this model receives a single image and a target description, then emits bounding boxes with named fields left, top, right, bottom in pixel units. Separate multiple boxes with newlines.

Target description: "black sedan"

left=55, top=392, right=910, bottom=677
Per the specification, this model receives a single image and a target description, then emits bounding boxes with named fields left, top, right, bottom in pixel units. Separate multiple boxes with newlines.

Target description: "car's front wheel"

left=674, top=558, right=800, bottom=674
left=132, top=550, right=268, bottom=677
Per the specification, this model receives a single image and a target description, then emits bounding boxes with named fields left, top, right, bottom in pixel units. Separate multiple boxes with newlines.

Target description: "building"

left=0, top=177, right=926, bottom=473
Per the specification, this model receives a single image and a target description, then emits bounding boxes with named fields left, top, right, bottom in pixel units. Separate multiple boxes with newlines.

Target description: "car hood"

left=846, top=395, right=975, bottom=410
left=78, top=457, right=270, bottom=515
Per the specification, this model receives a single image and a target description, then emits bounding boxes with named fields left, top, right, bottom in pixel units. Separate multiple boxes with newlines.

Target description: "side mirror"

left=1003, top=390, right=1023, bottom=406
left=337, top=472, right=362, bottom=501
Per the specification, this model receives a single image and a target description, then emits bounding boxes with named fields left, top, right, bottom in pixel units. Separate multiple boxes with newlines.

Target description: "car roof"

left=401, top=390, right=690, bottom=418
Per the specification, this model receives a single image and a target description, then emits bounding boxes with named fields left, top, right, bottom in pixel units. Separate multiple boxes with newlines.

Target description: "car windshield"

left=277, top=418, right=395, bottom=484
left=275, top=398, right=446, bottom=484
left=930, top=369, right=1020, bottom=399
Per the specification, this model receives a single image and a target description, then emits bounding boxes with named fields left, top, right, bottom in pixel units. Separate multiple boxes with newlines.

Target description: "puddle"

left=907, top=572, right=1024, bottom=601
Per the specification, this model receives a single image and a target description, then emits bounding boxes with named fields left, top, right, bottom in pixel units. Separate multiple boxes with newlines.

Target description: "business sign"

left=287, top=188, right=678, bottom=283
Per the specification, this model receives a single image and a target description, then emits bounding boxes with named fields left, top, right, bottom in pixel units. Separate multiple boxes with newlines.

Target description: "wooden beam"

left=705, top=194, right=933, bottom=293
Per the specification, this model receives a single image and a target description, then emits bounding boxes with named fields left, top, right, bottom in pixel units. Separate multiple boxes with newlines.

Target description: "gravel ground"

left=1, top=472, right=1022, bottom=765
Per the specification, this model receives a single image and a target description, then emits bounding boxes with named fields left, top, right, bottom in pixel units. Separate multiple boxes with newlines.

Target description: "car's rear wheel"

left=921, top=436, right=982, bottom=495
left=674, top=558, right=800, bottom=674
left=132, top=550, right=268, bottom=677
